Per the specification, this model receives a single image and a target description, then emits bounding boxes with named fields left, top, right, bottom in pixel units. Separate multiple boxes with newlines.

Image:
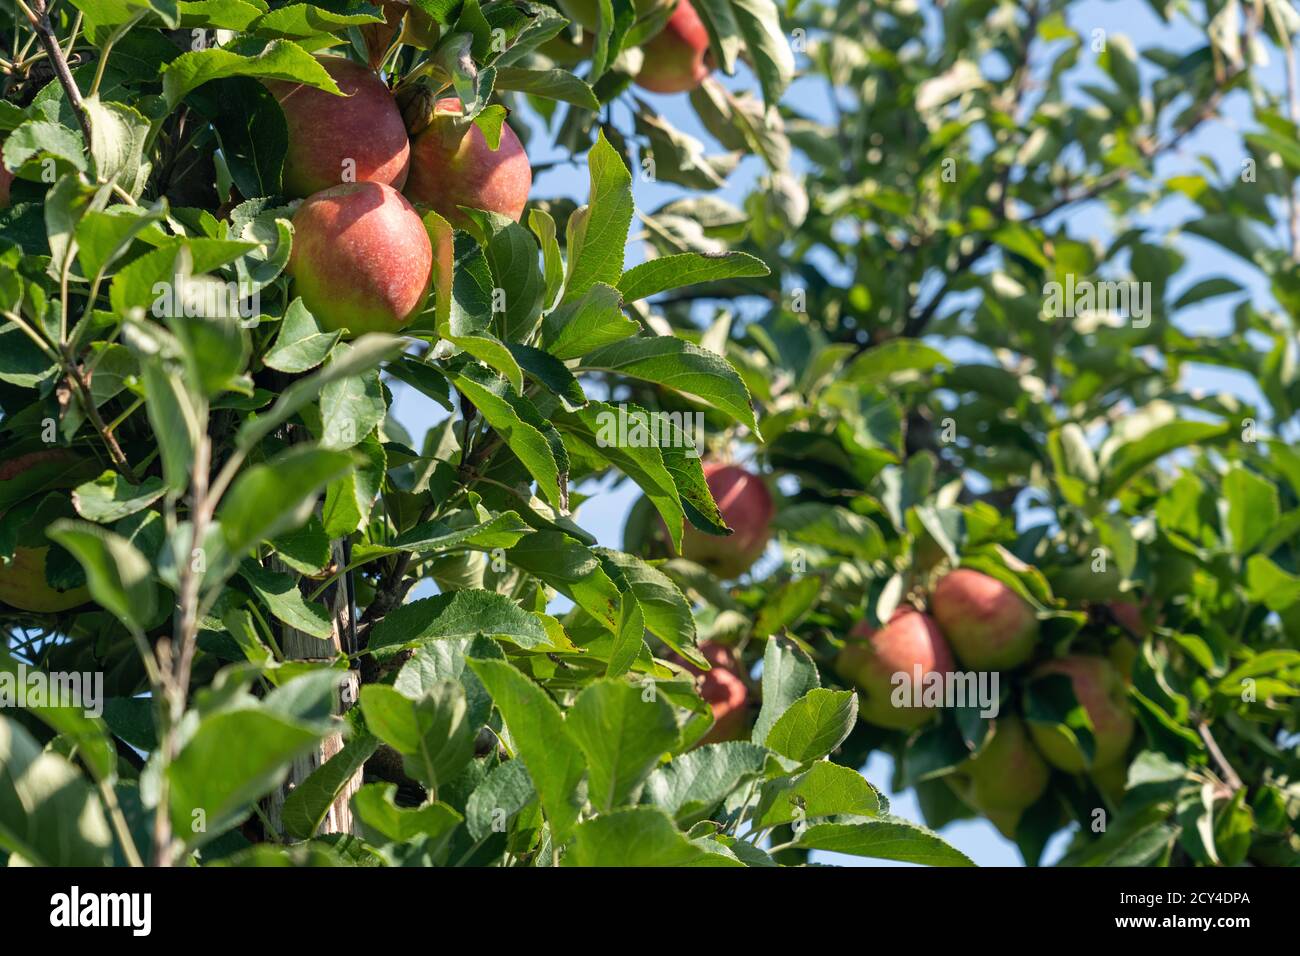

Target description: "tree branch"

left=903, top=64, right=1240, bottom=340
left=20, top=0, right=92, bottom=146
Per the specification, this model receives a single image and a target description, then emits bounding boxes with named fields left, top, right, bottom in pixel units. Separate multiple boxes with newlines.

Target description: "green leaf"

left=617, top=251, right=769, bottom=302
left=1245, top=555, right=1300, bottom=611
left=167, top=706, right=328, bottom=843
left=269, top=515, right=331, bottom=576
left=319, top=366, right=385, bottom=450
left=0, top=648, right=116, bottom=782
left=320, top=430, right=385, bottom=538
left=580, top=336, right=760, bottom=435
left=1024, top=673, right=1097, bottom=767
left=360, top=682, right=477, bottom=791
left=385, top=355, right=453, bottom=411
left=0, top=716, right=112, bottom=866
left=368, top=590, right=553, bottom=655
left=1222, top=464, right=1279, bottom=555
left=218, top=446, right=355, bottom=560
left=71, top=470, right=166, bottom=523
left=561, top=806, right=744, bottom=866
left=47, top=519, right=157, bottom=632
left=1101, top=421, right=1230, bottom=495
left=465, top=758, right=535, bottom=841
left=463, top=211, right=546, bottom=343
left=262, top=298, right=340, bottom=374
left=753, top=575, right=822, bottom=638
left=395, top=637, right=503, bottom=734
left=753, top=761, right=882, bottom=829
left=562, top=130, right=633, bottom=303
left=795, top=818, right=975, bottom=866
left=845, top=339, right=950, bottom=386
left=565, top=679, right=679, bottom=812
left=752, top=637, right=820, bottom=746
left=643, top=741, right=770, bottom=826
left=595, top=548, right=700, bottom=663
left=529, top=207, right=564, bottom=309
left=772, top=503, right=886, bottom=560
left=540, top=282, right=636, bottom=361
left=134, top=350, right=201, bottom=494
left=161, top=38, right=340, bottom=108
left=727, top=0, right=795, bottom=104
left=280, top=733, right=379, bottom=840
left=604, top=585, right=648, bottom=678
left=507, top=343, right=586, bottom=410
left=84, top=97, right=151, bottom=197
left=506, top=532, right=623, bottom=632
left=551, top=401, right=688, bottom=551
left=445, top=332, right=524, bottom=393
left=467, top=658, right=586, bottom=841
left=1048, top=423, right=1099, bottom=506
left=351, top=783, right=462, bottom=844
left=168, top=311, right=251, bottom=399
left=238, top=559, right=332, bottom=639
left=493, top=66, right=599, bottom=109
left=1173, top=276, right=1243, bottom=310
left=176, top=0, right=265, bottom=32
left=762, top=688, right=858, bottom=764
left=3, top=120, right=87, bottom=173
left=446, top=362, right=568, bottom=510
left=236, top=333, right=404, bottom=451
left=248, top=3, right=385, bottom=38
left=352, top=512, right=533, bottom=562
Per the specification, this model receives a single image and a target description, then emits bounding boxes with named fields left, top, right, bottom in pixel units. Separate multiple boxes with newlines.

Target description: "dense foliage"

left=1, top=0, right=1297, bottom=868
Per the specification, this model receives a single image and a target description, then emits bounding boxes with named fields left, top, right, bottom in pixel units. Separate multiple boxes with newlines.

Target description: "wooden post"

left=264, top=540, right=363, bottom=837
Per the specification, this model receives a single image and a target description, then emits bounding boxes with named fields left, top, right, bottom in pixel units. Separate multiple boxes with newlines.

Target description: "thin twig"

left=21, top=0, right=92, bottom=145
left=1196, top=721, right=1244, bottom=792
left=62, top=347, right=137, bottom=480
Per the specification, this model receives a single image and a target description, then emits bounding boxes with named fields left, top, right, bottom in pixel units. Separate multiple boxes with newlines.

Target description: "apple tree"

left=0, top=0, right=1297, bottom=871
left=647, top=0, right=1300, bottom=866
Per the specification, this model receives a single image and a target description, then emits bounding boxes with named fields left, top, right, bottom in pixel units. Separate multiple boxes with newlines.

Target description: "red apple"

left=955, top=715, right=1050, bottom=838
left=675, top=462, right=774, bottom=580
left=287, top=182, right=432, bottom=335
left=931, top=568, right=1039, bottom=670
left=634, top=0, right=712, bottom=94
left=673, top=641, right=749, bottom=745
left=403, top=98, right=532, bottom=228
left=1028, top=655, right=1134, bottom=773
left=0, top=451, right=90, bottom=613
left=265, top=56, right=410, bottom=199
left=835, top=610, right=955, bottom=729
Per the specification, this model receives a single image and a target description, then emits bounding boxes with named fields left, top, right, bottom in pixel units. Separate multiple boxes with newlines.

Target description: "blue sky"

left=388, top=0, right=1287, bottom=865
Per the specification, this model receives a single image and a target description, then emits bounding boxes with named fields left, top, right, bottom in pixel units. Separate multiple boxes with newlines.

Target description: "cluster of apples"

left=268, top=55, right=532, bottom=336
left=273, top=2, right=715, bottom=337
left=835, top=570, right=1135, bottom=836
